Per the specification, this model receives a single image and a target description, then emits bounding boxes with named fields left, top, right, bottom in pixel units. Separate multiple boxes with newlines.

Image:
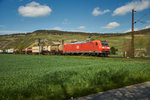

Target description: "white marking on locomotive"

left=76, top=45, right=79, bottom=49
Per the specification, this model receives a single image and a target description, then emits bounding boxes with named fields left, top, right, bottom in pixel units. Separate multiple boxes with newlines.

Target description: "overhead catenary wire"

left=134, top=13, right=147, bottom=24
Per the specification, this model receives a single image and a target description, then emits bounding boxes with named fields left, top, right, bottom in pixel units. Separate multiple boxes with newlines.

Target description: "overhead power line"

left=135, top=14, right=147, bottom=24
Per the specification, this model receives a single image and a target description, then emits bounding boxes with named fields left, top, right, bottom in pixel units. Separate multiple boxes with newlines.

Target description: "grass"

left=0, top=54, right=150, bottom=100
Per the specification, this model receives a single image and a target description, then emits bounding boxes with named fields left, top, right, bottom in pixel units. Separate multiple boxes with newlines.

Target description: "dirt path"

left=76, top=82, right=150, bottom=100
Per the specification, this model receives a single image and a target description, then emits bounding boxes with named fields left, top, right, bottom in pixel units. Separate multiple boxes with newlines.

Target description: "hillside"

left=0, top=28, right=150, bottom=55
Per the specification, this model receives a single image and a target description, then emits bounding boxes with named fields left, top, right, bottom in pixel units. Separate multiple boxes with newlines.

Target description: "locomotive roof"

left=67, top=40, right=93, bottom=45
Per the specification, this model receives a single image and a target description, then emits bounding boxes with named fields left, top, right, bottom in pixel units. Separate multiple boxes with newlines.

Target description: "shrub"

left=110, top=47, right=118, bottom=54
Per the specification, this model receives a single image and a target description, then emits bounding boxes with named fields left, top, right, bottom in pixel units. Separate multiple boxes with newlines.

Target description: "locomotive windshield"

left=101, top=42, right=108, bottom=46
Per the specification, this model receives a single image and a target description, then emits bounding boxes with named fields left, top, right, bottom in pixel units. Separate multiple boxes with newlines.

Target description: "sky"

left=0, top=0, right=150, bottom=35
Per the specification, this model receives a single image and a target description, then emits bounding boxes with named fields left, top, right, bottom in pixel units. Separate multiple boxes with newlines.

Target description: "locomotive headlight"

left=102, top=47, right=105, bottom=49
left=107, top=47, right=110, bottom=49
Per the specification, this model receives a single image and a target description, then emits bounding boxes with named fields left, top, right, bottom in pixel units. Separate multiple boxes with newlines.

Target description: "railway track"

left=107, top=56, right=150, bottom=59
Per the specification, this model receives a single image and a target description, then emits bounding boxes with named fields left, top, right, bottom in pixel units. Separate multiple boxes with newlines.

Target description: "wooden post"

left=131, top=9, right=135, bottom=57
left=38, top=38, right=40, bottom=55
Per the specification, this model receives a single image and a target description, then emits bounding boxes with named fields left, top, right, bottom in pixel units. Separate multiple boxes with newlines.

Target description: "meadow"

left=0, top=54, right=150, bottom=100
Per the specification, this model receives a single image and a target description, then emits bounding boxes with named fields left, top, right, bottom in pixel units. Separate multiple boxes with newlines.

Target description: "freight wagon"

left=0, top=50, right=3, bottom=53
left=21, top=45, right=63, bottom=55
left=6, top=49, right=14, bottom=54
left=22, top=48, right=32, bottom=54
left=63, top=40, right=110, bottom=56
left=42, top=46, right=51, bottom=55
left=32, top=46, right=42, bottom=54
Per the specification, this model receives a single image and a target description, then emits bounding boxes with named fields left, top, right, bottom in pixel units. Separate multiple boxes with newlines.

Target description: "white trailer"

left=32, top=46, right=42, bottom=53
left=0, top=50, right=3, bottom=53
left=7, top=49, right=14, bottom=53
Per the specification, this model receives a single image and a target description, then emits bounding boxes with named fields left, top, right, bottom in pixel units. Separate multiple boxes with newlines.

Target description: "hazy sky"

left=0, top=0, right=150, bottom=34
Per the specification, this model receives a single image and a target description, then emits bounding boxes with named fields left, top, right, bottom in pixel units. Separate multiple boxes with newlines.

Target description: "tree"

left=110, top=47, right=118, bottom=54
left=146, top=40, right=150, bottom=55
left=18, top=44, right=25, bottom=53
left=122, top=41, right=132, bottom=57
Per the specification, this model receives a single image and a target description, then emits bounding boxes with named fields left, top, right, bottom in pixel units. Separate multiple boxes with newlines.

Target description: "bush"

left=146, top=40, right=150, bottom=55
left=122, top=41, right=132, bottom=57
left=110, top=47, right=118, bottom=54
left=18, top=44, right=24, bottom=53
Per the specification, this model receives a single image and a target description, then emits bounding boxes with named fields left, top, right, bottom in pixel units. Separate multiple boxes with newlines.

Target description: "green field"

left=0, top=54, right=150, bottom=100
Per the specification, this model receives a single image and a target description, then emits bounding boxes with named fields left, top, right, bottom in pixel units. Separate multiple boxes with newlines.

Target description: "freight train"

left=0, top=40, right=110, bottom=56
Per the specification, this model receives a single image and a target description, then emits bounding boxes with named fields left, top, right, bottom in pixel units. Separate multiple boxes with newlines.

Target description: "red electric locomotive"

left=63, top=40, right=110, bottom=56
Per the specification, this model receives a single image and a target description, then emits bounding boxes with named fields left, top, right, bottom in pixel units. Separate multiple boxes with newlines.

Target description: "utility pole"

left=131, top=9, right=135, bottom=57
left=38, top=38, right=40, bottom=55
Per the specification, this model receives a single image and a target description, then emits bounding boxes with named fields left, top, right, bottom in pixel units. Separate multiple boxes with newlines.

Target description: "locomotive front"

left=100, top=41, right=110, bottom=56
